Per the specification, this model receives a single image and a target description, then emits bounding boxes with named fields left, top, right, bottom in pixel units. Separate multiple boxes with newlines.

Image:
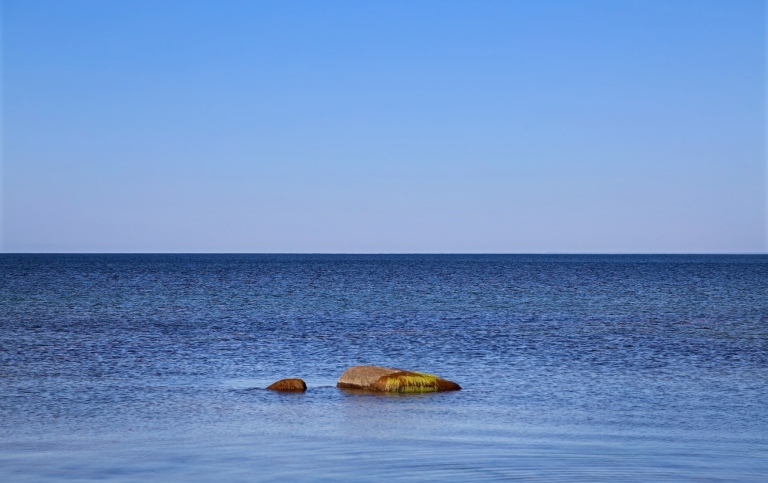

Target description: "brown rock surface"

left=336, top=365, right=400, bottom=389
left=266, top=378, right=307, bottom=392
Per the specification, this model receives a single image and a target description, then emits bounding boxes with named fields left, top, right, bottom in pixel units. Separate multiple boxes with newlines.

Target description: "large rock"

left=267, top=378, right=307, bottom=392
left=336, top=365, right=400, bottom=388
left=337, top=365, right=460, bottom=393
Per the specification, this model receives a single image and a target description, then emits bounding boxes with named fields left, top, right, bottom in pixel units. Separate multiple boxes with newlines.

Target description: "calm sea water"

left=1, top=254, right=766, bottom=481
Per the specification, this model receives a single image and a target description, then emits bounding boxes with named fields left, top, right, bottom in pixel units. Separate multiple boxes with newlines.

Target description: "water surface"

left=1, top=254, right=766, bottom=481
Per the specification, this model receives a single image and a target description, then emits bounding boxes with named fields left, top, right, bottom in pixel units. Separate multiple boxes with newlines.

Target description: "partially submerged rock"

left=337, top=365, right=460, bottom=393
left=267, top=378, right=307, bottom=392
left=336, top=365, right=400, bottom=389
left=370, top=370, right=461, bottom=392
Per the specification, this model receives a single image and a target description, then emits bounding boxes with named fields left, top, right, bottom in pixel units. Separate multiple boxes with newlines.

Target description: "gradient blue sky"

left=2, top=0, right=766, bottom=253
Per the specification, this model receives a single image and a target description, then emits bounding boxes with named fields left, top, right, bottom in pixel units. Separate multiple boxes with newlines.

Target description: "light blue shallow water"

left=1, top=254, right=767, bottom=481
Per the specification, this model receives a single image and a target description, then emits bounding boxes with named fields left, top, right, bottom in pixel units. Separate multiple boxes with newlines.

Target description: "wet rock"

left=337, top=365, right=460, bottom=393
left=266, top=378, right=307, bottom=392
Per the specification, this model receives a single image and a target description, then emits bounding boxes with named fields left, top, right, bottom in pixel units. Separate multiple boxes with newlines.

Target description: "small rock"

left=267, top=378, right=307, bottom=392
left=337, top=365, right=460, bottom=393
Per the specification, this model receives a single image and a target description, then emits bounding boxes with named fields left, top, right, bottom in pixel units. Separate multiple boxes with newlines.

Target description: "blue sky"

left=2, top=0, right=765, bottom=253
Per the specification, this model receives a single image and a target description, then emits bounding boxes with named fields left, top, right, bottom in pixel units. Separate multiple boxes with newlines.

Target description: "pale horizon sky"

left=1, top=0, right=766, bottom=253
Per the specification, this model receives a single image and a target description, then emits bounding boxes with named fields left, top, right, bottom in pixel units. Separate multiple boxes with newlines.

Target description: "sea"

left=1, top=254, right=766, bottom=481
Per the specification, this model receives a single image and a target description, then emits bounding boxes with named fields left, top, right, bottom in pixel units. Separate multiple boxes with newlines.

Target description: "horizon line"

left=2, top=252, right=766, bottom=256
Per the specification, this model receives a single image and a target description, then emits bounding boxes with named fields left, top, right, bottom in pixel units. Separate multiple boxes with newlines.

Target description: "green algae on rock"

left=337, top=365, right=460, bottom=393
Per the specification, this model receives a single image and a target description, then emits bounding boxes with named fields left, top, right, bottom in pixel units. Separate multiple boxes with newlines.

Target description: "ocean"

left=1, top=254, right=766, bottom=481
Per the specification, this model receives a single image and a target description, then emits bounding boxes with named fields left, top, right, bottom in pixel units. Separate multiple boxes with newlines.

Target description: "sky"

left=1, top=0, right=766, bottom=253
